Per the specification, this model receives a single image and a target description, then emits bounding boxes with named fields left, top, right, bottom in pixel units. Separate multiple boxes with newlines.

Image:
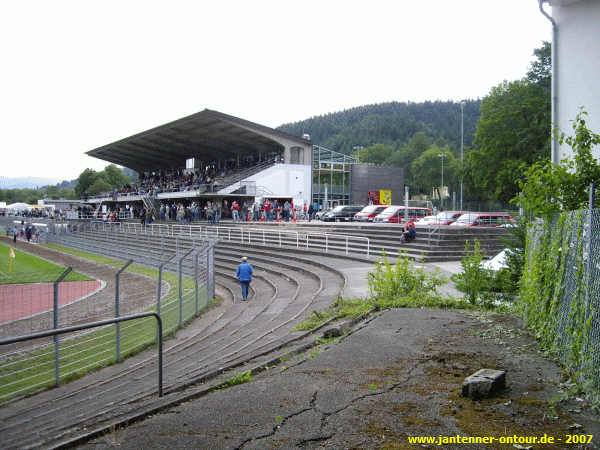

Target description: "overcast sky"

left=1, top=0, right=552, bottom=182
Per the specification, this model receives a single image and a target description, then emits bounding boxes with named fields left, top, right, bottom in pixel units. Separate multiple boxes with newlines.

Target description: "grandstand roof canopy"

left=86, top=109, right=310, bottom=172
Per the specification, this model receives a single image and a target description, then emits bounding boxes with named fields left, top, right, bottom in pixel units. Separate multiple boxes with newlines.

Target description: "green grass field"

left=0, top=242, right=92, bottom=284
left=0, top=244, right=209, bottom=403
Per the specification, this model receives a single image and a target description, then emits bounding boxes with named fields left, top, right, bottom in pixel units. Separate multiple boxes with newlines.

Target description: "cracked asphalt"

left=81, top=308, right=600, bottom=450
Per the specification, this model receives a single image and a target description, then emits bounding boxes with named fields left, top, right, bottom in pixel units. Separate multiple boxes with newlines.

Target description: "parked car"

left=322, top=205, right=365, bottom=222
left=373, top=206, right=432, bottom=224
left=314, top=208, right=332, bottom=221
left=353, top=205, right=388, bottom=222
left=415, top=215, right=438, bottom=226
left=450, top=212, right=514, bottom=227
left=417, top=211, right=465, bottom=226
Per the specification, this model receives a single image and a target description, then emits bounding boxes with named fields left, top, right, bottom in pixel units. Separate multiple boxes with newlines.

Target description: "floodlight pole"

left=439, top=153, right=446, bottom=210
left=460, top=101, right=465, bottom=211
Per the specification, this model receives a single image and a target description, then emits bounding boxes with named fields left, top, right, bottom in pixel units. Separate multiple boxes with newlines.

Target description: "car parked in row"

left=322, top=205, right=365, bottom=222
left=450, top=212, right=514, bottom=227
left=353, top=205, right=388, bottom=222
left=416, top=211, right=465, bottom=226
left=373, top=206, right=432, bottom=224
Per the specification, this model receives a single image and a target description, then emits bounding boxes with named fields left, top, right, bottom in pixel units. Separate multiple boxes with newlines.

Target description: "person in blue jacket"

left=236, top=256, right=254, bottom=301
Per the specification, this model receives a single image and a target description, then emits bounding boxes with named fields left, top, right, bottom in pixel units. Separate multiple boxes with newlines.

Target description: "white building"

left=540, top=0, right=600, bottom=162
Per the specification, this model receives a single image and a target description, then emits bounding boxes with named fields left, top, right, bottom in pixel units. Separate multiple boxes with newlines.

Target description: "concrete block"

left=461, top=369, right=506, bottom=400
left=322, top=320, right=353, bottom=339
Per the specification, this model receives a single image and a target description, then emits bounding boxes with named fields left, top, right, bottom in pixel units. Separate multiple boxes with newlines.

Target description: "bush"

left=451, top=240, right=515, bottom=308
left=367, top=251, right=464, bottom=309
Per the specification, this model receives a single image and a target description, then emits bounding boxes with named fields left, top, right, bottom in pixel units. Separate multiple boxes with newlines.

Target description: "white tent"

left=7, top=202, right=33, bottom=211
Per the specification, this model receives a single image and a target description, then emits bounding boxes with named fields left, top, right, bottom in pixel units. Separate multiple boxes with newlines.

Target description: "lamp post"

left=460, top=101, right=465, bottom=210
left=439, top=153, right=446, bottom=210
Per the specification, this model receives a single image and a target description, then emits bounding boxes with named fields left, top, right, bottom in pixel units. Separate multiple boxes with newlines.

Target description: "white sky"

left=0, top=0, right=551, bottom=182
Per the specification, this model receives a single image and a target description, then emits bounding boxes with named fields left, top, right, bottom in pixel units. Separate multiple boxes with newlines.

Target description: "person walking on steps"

left=236, top=256, right=253, bottom=302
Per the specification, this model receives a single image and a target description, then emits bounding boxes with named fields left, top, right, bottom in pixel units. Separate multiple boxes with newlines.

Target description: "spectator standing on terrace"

left=308, top=203, right=314, bottom=221
left=236, top=256, right=253, bottom=302
left=283, top=200, right=291, bottom=222
left=241, top=201, right=247, bottom=222
left=231, top=200, right=240, bottom=222
left=264, top=199, right=271, bottom=221
left=177, top=204, right=185, bottom=224
left=253, top=201, right=260, bottom=221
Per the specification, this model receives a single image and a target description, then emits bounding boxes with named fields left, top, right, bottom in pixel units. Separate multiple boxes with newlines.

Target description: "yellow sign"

left=379, top=190, right=392, bottom=205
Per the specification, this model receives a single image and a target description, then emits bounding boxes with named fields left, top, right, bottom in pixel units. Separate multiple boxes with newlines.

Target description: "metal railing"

left=89, top=222, right=371, bottom=258
left=0, top=312, right=164, bottom=397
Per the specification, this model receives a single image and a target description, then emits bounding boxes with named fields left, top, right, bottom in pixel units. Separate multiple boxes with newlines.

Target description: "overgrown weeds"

left=295, top=251, right=469, bottom=331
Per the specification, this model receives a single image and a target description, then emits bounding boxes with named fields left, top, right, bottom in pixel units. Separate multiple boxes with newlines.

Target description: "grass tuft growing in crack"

left=224, top=370, right=252, bottom=387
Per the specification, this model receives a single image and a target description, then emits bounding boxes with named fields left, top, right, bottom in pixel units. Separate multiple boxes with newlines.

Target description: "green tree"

left=58, top=188, right=77, bottom=199
left=386, top=132, right=432, bottom=185
left=467, top=42, right=551, bottom=204
left=86, top=178, right=112, bottom=196
left=353, top=143, right=395, bottom=165
left=75, top=169, right=99, bottom=197
left=45, top=186, right=59, bottom=199
left=411, top=146, right=457, bottom=196
left=515, top=109, right=600, bottom=218
left=102, top=164, right=131, bottom=188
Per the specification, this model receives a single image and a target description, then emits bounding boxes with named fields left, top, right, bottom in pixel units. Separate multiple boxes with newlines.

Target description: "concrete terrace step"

left=0, top=231, right=375, bottom=449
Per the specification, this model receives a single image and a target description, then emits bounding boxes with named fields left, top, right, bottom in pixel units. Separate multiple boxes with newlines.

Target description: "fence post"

left=115, top=259, right=133, bottom=363
left=178, top=248, right=195, bottom=329
left=582, top=183, right=596, bottom=375
left=195, top=252, right=199, bottom=316
left=157, top=263, right=163, bottom=318
left=53, top=267, right=72, bottom=386
left=179, top=254, right=183, bottom=329
left=208, top=245, right=215, bottom=302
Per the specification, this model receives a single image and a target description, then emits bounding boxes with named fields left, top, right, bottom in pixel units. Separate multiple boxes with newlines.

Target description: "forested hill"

left=277, top=100, right=481, bottom=154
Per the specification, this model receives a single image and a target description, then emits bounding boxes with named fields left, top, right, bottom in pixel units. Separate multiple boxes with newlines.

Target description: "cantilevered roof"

left=86, top=109, right=311, bottom=172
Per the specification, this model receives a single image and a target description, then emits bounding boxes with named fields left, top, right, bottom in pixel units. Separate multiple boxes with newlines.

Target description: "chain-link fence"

left=525, top=208, right=600, bottom=388
left=0, top=224, right=216, bottom=403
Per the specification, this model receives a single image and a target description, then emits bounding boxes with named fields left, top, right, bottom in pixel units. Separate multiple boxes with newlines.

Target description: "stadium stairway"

left=0, top=229, right=375, bottom=449
left=167, top=221, right=511, bottom=262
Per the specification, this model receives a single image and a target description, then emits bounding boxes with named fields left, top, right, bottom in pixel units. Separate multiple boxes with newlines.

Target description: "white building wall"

left=238, top=164, right=312, bottom=205
left=552, top=0, right=600, bottom=161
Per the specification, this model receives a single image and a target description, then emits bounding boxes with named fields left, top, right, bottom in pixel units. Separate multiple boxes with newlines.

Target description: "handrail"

left=0, top=312, right=164, bottom=397
left=86, top=223, right=372, bottom=258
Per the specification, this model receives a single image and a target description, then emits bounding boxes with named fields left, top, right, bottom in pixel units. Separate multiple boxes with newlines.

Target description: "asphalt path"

left=82, top=308, right=600, bottom=449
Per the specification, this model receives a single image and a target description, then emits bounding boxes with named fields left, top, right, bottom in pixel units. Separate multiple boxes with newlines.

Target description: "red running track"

left=0, top=280, right=102, bottom=324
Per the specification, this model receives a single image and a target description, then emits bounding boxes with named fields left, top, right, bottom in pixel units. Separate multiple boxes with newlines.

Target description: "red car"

left=353, top=205, right=388, bottom=222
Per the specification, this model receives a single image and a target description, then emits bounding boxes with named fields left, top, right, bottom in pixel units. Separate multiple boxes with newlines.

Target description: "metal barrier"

left=0, top=312, right=164, bottom=397
left=92, top=222, right=372, bottom=258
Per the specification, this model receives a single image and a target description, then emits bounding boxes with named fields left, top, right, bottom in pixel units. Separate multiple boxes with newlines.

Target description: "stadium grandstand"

left=84, top=109, right=405, bottom=220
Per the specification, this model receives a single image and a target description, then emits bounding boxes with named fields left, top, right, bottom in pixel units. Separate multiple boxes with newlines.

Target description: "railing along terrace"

left=88, top=221, right=371, bottom=258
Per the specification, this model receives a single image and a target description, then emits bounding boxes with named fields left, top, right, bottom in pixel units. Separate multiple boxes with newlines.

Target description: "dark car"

left=322, top=205, right=365, bottom=222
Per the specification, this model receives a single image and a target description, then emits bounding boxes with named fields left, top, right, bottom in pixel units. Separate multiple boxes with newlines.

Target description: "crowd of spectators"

left=91, top=153, right=283, bottom=200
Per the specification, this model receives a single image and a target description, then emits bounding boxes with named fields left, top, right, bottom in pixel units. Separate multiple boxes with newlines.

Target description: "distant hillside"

left=0, top=177, right=61, bottom=189
left=277, top=100, right=481, bottom=154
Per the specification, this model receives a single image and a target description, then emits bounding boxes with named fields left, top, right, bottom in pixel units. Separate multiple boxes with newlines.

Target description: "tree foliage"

left=515, top=109, right=600, bottom=218
left=411, top=146, right=457, bottom=196
left=74, top=165, right=131, bottom=197
left=278, top=100, right=480, bottom=156
left=465, top=42, right=551, bottom=204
